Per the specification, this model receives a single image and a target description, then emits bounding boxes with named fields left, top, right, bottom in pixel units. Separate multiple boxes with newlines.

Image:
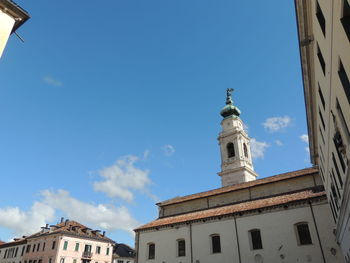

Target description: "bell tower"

left=218, top=89, right=258, bottom=187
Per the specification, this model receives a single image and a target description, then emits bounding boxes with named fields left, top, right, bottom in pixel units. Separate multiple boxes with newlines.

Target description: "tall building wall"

left=295, top=0, right=350, bottom=260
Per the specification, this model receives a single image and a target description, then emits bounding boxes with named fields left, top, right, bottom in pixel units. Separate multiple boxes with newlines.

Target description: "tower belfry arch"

left=218, top=89, right=258, bottom=186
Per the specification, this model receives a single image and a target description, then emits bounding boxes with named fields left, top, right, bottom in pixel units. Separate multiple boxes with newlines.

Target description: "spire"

left=220, top=88, right=241, bottom=118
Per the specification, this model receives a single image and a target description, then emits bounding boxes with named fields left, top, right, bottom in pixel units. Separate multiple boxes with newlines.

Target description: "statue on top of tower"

left=220, top=88, right=241, bottom=118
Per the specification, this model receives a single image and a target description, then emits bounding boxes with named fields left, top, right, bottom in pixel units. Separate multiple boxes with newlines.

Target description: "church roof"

left=157, top=167, right=318, bottom=207
left=135, top=188, right=325, bottom=231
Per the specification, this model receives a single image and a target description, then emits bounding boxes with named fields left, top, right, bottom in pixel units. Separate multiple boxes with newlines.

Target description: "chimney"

left=65, top=219, right=69, bottom=225
left=102, top=231, right=105, bottom=236
left=46, top=224, right=49, bottom=228
left=60, top=217, right=64, bottom=223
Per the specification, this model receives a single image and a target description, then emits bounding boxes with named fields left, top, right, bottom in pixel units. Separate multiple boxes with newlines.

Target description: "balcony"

left=82, top=251, right=93, bottom=258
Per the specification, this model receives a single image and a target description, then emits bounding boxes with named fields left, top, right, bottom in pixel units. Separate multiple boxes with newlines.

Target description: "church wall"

left=249, top=176, right=316, bottom=199
left=207, top=188, right=249, bottom=208
left=136, top=202, right=343, bottom=263
left=137, top=225, right=191, bottom=263
left=162, top=199, right=208, bottom=217
left=160, top=174, right=320, bottom=218
left=236, top=203, right=342, bottom=263
left=191, top=219, right=237, bottom=263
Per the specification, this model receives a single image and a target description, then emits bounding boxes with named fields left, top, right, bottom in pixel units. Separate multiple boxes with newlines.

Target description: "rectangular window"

left=250, top=229, right=263, bottom=250
left=317, top=43, right=326, bottom=75
left=106, top=247, right=109, bottom=256
left=52, top=241, right=56, bottom=250
left=332, top=152, right=344, bottom=187
left=75, top=243, right=79, bottom=252
left=211, top=235, right=221, bottom=253
left=43, top=242, right=45, bottom=251
left=341, top=0, right=350, bottom=41
left=296, top=223, right=312, bottom=245
left=63, top=241, right=68, bottom=251
left=330, top=194, right=338, bottom=219
left=60, top=258, right=65, bottom=263
left=319, top=126, right=326, bottom=145
left=73, top=259, right=77, bottom=263
left=316, top=1, right=326, bottom=36
left=32, top=244, right=36, bottom=252
left=117, top=261, right=123, bottom=263
left=37, top=243, right=40, bottom=252
left=319, top=108, right=325, bottom=130
left=333, top=132, right=346, bottom=172
left=26, top=245, right=31, bottom=253
left=338, top=59, right=350, bottom=104
left=331, top=182, right=340, bottom=209
left=148, top=243, right=155, bottom=260
left=4, top=249, right=7, bottom=259
left=15, top=247, right=18, bottom=257
left=96, top=246, right=101, bottom=254
left=49, top=258, right=52, bottom=263
left=177, top=239, right=186, bottom=257
left=336, top=99, right=350, bottom=137
left=21, top=246, right=25, bottom=256
left=331, top=169, right=341, bottom=198
left=318, top=84, right=325, bottom=110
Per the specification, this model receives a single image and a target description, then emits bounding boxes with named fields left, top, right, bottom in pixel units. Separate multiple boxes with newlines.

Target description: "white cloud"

left=300, top=134, right=310, bottom=157
left=263, top=116, right=292, bottom=132
left=300, top=134, right=309, bottom=144
left=162, top=144, right=175, bottom=156
left=43, top=76, right=63, bottom=87
left=41, top=189, right=138, bottom=234
left=93, top=156, right=151, bottom=202
left=143, top=150, right=150, bottom=160
left=250, top=138, right=269, bottom=159
left=275, top=140, right=283, bottom=146
left=0, top=202, right=55, bottom=238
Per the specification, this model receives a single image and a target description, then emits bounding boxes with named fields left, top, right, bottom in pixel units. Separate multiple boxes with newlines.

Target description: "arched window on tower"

left=243, top=143, right=248, bottom=158
left=227, top=143, right=235, bottom=158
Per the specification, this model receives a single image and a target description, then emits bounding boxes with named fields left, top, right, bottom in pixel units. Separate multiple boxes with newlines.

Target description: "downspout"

left=135, top=231, right=140, bottom=263
left=309, top=202, right=326, bottom=262
left=189, top=223, right=193, bottom=263
left=234, top=216, right=242, bottom=263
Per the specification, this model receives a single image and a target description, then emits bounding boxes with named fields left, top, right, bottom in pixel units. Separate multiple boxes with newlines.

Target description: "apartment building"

left=0, top=0, right=29, bottom=57
left=0, top=219, right=114, bottom=263
left=0, top=238, right=27, bottom=263
left=295, top=0, right=350, bottom=261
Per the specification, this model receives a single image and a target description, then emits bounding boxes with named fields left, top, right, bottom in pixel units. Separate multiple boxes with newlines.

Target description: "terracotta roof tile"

left=135, top=189, right=325, bottom=231
left=158, top=167, right=318, bottom=206
left=29, top=220, right=113, bottom=243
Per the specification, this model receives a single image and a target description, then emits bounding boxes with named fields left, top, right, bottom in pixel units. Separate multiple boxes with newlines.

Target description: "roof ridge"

left=158, top=167, right=318, bottom=206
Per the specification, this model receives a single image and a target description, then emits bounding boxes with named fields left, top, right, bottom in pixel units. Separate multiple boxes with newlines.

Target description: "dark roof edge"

left=0, top=0, right=30, bottom=32
left=0, top=239, right=27, bottom=248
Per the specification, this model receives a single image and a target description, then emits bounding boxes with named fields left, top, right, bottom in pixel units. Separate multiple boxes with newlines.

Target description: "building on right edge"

left=295, top=0, right=350, bottom=260
left=0, top=0, right=29, bottom=58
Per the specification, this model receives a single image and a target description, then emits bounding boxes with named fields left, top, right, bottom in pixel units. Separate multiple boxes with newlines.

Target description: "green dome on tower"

left=220, top=88, right=241, bottom=118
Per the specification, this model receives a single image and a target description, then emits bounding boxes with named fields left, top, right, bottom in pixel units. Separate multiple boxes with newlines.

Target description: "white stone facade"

left=136, top=202, right=341, bottom=263
left=0, top=1, right=29, bottom=58
left=218, top=116, right=257, bottom=186
left=295, top=0, right=350, bottom=260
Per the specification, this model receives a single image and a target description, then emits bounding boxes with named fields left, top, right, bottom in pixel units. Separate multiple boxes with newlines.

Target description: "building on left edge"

left=0, top=0, right=29, bottom=58
left=0, top=219, right=114, bottom=263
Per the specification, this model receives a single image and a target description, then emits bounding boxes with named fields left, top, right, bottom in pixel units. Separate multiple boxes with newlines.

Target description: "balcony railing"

left=82, top=251, right=93, bottom=258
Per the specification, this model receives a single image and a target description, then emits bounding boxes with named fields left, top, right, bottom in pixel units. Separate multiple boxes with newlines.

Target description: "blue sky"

left=0, top=0, right=310, bottom=246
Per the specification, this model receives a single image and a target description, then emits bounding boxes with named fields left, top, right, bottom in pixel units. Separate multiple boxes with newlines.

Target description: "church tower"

left=218, top=89, right=258, bottom=187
